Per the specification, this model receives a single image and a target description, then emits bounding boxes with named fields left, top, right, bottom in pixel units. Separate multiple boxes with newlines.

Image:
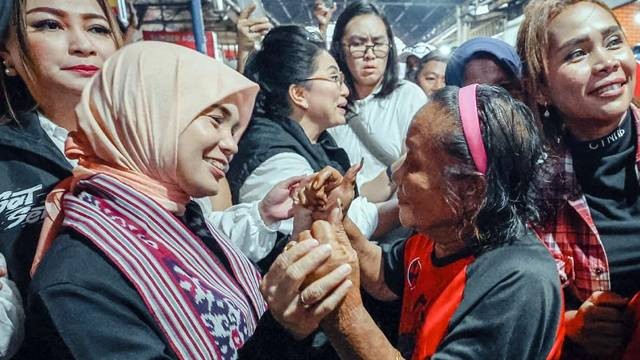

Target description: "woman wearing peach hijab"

left=24, top=42, right=355, bottom=359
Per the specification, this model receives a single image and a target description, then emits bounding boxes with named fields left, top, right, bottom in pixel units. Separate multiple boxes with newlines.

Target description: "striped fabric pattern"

left=61, top=174, right=266, bottom=359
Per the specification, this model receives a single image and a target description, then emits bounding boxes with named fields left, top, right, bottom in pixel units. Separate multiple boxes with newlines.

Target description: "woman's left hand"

left=260, top=238, right=354, bottom=339
left=258, top=176, right=305, bottom=226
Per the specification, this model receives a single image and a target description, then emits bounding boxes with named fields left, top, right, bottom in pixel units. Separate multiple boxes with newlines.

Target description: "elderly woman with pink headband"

left=293, top=84, right=565, bottom=359
left=23, top=41, right=355, bottom=359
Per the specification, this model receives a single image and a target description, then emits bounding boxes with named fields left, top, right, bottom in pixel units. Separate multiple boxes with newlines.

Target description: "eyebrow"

left=557, top=25, right=622, bottom=52
left=346, top=35, right=388, bottom=43
left=26, top=7, right=108, bottom=22
left=327, top=65, right=340, bottom=72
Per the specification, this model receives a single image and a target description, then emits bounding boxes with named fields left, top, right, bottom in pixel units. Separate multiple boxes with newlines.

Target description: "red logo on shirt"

left=407, top=257, right=421, bottom=290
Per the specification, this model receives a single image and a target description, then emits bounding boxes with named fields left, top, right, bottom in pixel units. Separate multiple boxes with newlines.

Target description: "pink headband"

left=459, top=84, right=487, bottom=174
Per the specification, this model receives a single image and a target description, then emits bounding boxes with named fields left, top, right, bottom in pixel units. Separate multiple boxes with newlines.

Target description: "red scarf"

left=48, top=174, right=266, bottom=359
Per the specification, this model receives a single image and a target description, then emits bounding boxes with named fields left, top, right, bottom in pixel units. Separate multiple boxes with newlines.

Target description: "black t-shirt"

left=568, top=111, right=640, bottom=297
left=382, top=231, right=563, bottom=359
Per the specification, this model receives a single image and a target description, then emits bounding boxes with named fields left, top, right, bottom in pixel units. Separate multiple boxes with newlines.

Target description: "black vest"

left=227, top=115, right=352, bottom=204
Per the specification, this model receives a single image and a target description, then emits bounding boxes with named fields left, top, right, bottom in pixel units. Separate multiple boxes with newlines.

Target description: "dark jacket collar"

left=0, top=111, right=73, bottom=172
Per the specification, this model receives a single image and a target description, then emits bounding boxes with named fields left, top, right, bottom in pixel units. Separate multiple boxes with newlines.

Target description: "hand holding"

left=261, top=239, right=353, bottom=339
left=566, top=291, right=631, bottom=357
left=293, top=162, right=362, bottom=221
left=259, top=176, right=305, bottom=226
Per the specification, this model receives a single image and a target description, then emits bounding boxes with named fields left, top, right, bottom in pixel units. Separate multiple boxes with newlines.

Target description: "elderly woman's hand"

left=293, top=163, right=362, bottom=221
left=260, top=238, right=354, bottom=340
left=298, top=208, right=360, bottom=290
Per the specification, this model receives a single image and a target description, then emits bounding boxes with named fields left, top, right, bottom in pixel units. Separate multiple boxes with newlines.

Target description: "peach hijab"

left=32, top=41, right=259, bottom=273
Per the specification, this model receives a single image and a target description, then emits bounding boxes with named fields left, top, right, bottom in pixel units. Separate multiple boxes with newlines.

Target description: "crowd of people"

left=0, top=0, right=639, bottom=358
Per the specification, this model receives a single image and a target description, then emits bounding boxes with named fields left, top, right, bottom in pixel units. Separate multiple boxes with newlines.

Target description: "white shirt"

left=240, top=152, right=379, bottom=242
left=37, top=112, right=77, bottom=167
left=328, top=80, right=427, bottom=187
left=196, top=199, right=280, bottom=263
left=0, top=253, right=24, bottom=359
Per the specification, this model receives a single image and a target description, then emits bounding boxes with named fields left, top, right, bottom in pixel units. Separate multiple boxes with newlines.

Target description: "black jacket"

left=227, top=115, right=352, bottom=204
left=0, top=111, right=72, bottom=299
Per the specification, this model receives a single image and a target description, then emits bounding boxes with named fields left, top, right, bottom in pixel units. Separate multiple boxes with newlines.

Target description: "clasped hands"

left=260, top=164, right=363, bottom=339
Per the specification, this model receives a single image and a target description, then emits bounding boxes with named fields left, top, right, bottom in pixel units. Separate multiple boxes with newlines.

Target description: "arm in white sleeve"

left=0, top=253, right=24, bottom=359
left=346, top=196, right=379, bottom=239
left=239, top=153, right=315, bottom=236
left=206, top=201, right=279, bottom=263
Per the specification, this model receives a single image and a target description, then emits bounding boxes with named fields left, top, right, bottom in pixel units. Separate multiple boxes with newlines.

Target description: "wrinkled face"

left=176, top=103, right=240, bottom=198
left=544, top=2, right=635, bottom=134
left=1, top=0, right=118, bottom=100
left=417, top=60, right=446, bottom=97
left=394, top=103, right=460, bottom=236
left=301, top=51, right=350, bottom=129
left=341, top=14, right=390, bottom=94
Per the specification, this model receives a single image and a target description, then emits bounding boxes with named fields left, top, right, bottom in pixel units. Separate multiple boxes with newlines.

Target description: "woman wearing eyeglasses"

left=327, top=0, right=426, bottom=202
left=227, top=26, right=397, bottom=267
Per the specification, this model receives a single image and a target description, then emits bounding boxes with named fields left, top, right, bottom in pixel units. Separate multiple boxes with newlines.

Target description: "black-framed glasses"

left=301, top=72, right=345, bottom=88
left=343, top=43, right=391, bottom=58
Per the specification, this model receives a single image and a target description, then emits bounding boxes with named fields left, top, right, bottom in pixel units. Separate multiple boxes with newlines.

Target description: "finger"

left=311, top=220, right=338, bottom=246
left=580, top=336, right=625, bottom=356
left=584, top=304, right=626, bottom=323
left=246, top=19, right=271, bottom=32
left=311, top=280, right=353, bottom=318
left=298, top=230, right=313, bottom=242
left=239, top=3, right=256, bottom=19
left=279, top=175, right=306, bottom=190
left=300, top=263, right=352, bottom=306
left=271, top=239, right=319, bottom=275
left=280, top=244, right=333, bottom=294
left=590, top=291, right=629, bottom=308
left=0, top=267, right=6, bottom=277
left=312, top=167, right=340, bottom=190
left=583, top=320, right=629, bottom=338
left=344, top=160, right=364, bottom=184
left=327, top=206, right=343, bottom=227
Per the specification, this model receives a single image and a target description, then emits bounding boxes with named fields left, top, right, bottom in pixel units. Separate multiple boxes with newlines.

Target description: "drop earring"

left=543, top=102, right=550, bottom=118
left=2, top=61, right=16, bottom=76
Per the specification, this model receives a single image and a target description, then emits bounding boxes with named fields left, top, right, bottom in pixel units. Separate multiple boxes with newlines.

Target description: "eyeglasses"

left=343, top=43, right=391, bottom=58
left=301, top=72, right=345, bottom=88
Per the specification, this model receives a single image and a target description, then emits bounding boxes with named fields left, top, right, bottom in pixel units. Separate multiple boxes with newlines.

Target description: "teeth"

left=597, top=83, right=621, bottom=95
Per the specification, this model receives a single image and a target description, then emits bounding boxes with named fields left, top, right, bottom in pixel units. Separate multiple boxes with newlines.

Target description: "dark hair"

left=430, top=85, right=553, bottom=253
left=0, top=0, right=122, bottom=123
left=245, top=25, right=326, bottom=119
left=330, top=0, right=399, bottom=103
left=414, top=50, right=448, bottom=82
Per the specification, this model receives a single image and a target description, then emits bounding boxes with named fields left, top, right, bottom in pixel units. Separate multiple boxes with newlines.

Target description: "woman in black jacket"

left=0, top=0, right=121, bottom=300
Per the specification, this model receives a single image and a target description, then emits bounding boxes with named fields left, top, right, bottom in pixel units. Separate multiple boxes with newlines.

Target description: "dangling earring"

left=543, top=102, right=550, bottom=118
left=2, top=61, right=16, bottom=76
